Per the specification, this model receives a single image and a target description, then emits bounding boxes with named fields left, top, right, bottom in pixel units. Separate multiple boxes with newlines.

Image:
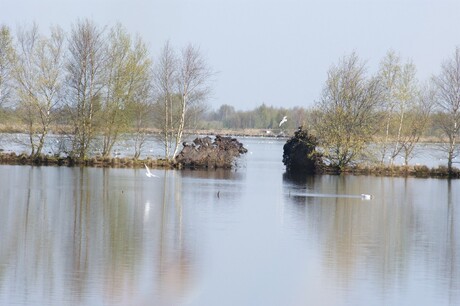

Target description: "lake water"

left=0, top=138, right=459, bottom=306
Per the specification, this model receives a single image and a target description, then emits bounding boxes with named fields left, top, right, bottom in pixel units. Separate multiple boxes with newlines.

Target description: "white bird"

left=279, top=116, right=287, bottom=127
left=144, top=164, right=159, bottom=178
left=361, top=194, right=373, bottom=200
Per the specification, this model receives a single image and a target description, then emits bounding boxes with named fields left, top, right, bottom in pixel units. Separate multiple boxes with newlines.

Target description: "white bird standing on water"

left=144, top=164, right=159, bottom=178
left=279, top=116, right=287, bottom=127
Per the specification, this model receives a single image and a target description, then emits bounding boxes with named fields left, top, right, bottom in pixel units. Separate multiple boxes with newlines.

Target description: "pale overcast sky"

left=1, top=0, right=460, bottom=110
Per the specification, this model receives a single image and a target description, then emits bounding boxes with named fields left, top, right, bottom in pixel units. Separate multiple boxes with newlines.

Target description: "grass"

left=319, top=163, right=460, bottom=179
left=0, top=152, right=175, bottom=169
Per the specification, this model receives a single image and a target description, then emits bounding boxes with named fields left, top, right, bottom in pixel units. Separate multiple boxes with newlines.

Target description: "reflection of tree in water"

left=101, top=167, right=144, bottom=303
left=152, top=171, right=194, bottom=305
left=0, top=166, right=196, bottom=305
left=282, top=174, right=460, bottom=302
left=66, top=169, right=194, bottom=305
left=0, top=166, right=78, bottom=304
left=438, top=180, right=458, bottom=304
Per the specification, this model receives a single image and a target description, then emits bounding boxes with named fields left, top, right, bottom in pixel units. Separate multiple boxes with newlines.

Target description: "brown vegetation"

left=0, top=152, right=173, bottom=169
left=318, top=164, right=460, bottom=178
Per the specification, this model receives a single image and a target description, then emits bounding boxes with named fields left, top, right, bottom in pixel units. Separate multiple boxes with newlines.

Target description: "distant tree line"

left=203, top=103, right=309, bottom=131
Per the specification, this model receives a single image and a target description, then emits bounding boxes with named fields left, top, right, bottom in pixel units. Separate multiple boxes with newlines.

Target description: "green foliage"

left=313, top=52, right=381, bottom=169
left=99, top=24, right=153, bottom=157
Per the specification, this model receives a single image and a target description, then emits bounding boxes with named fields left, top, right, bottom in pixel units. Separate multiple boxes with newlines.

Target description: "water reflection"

left=0, top=166, right=199, bottom=305
left=1, top=138, right=460, bottom=305
left=282, top=174, right=460, bottom=305
left=0, top=164, right=250, bottom=306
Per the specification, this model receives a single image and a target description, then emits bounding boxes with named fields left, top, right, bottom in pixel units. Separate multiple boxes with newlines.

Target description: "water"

left=0, top=138, right=459, bottom=306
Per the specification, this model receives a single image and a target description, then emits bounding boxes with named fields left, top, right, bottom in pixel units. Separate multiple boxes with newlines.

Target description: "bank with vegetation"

left=283, top=127, right=460, bottom=179
left=0, top=134, right=248, bottom=170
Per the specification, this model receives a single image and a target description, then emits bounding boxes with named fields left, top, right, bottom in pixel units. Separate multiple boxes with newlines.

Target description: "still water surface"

left=0, top=138, right=459, bottom=305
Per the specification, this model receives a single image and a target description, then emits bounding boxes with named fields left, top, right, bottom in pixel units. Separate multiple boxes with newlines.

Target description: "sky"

left=2, top=0, right=460, bottom=110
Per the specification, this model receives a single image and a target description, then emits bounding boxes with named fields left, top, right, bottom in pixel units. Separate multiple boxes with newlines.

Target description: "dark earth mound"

left=176, top=135, right=248, bottom=169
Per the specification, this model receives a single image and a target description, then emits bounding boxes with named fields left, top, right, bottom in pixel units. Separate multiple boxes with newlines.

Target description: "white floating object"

left=361, top=194, right=373, bottom=200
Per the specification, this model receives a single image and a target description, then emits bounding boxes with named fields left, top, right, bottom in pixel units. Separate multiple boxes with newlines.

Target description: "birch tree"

left=153, top=42, right=213, bottom=161
left=432, top=47, right=460, bottom=175
left=172, top=44, right=213, bottom=158
left=377, top=51, right=428, bottom=166
left=100, top=24, right=152, bottom=157
left=313, top=52, right=382, bottom=169
left=125, top=36, right=153, bottom=159
left=0, top=25, right=14, bottom=108
left=130, top=80, right=153, bottom=159
left=389, top=61, right=419, bottom=165
left=153, top=41, right=177, bottom=160
left=13, top=24, right=65, bottom=157
left=377, top=51, right=401, bottom=164
left=399, top=84, right=434, bottom=164
left=65, top=19, right=106, bottom=159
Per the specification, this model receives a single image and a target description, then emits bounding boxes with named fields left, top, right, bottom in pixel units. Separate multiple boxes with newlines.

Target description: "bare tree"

left=313, top=52, right=381, bottom=169
left=65, top=19, right=106, bottom=159
left=172, top=44, right=213, bottom=158
left=13, top=24, right=65, bottom=157
left=399, top=84, right=434, bottom=164
left=153, top=41, right=177, bottom=160
left=153, top=42, right=213, bottom=161
left=377, top=51, right=430, bottom=166
left=377, top=51, right=401, bottom=163
left=432, top=47, right=460, bottom=174
left=389, top=60, right=419, bottom=165
left=0, top=25, right=15, bottom=108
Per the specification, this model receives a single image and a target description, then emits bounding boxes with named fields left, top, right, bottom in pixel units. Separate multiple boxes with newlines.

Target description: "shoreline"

left=0, top=152, right=175, bottom=169
left=1, top=151, right=459, bottom=179
left=0, top=130, right=457, bottom=178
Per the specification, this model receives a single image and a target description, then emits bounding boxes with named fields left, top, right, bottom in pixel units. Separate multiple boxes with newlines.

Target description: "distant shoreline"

left=0, top=126, right=445, bottom=143
left=0, top=124, right=291, bottom=138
